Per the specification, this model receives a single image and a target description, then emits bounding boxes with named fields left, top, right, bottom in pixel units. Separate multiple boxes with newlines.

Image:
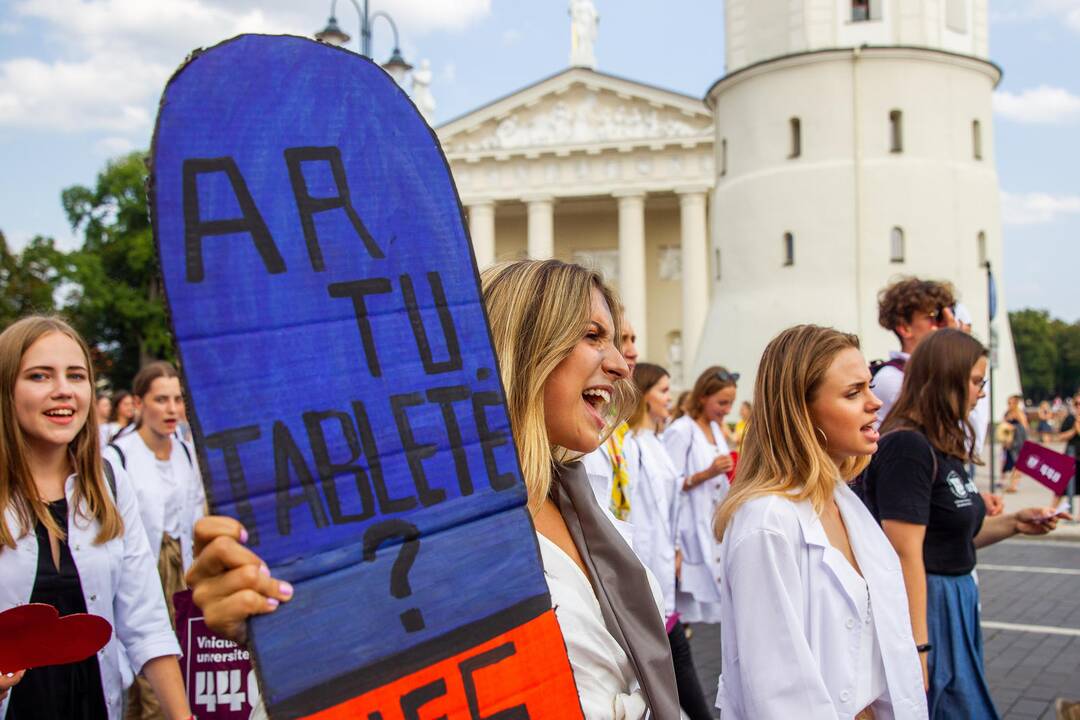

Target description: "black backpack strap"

left=179, top=440, right=194, bottom=467
left=107, top=442, right=127, bottom=470
left=869, top=357, right=907, bottom=379
left=103, top=459, right=117, bottom=499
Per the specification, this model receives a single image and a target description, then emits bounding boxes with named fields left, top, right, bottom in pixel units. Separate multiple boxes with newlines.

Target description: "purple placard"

left=1016, top=441, right=1076, bottom=495
left=173, top=590, right=257, bottom=719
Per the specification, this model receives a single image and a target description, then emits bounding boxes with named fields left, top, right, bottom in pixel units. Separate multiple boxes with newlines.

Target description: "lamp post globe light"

left=315, top=0, right=412, bottom=83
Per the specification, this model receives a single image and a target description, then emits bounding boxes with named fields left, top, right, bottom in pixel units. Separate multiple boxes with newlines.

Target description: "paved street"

left=689, top=538, right=1080, bottom=719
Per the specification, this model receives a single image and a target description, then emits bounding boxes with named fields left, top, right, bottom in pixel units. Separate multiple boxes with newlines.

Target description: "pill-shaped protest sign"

left=150, top=34, right=582, bottom=718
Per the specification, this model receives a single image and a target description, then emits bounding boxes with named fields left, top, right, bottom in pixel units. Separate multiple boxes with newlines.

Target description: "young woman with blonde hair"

left=0, top=316, right=189, bottom=720
left=714, top=325, right=927, bottom=719
left=182, top=260, right=680, bottom=719
left=663, top=365, right=737, bottom=624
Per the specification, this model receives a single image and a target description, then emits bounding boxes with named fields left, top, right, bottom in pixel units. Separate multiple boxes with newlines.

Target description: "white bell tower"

left=698, top=0, right=1020, bottom=415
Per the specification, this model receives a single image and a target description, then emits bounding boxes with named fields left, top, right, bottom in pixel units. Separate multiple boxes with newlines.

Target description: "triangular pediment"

left=437, top=67, right=712, bottom=156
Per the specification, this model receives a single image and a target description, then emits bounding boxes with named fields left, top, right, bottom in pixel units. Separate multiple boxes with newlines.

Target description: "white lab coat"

left=582, top=444, right=615, bottom=514
left=0, top=467, right=181, bottom=720
left=716, top=482, right=928, bottom=720
left=105, top=432, right=206, bottom=572
left=623, top=429, right=680, bottom=617
left=662, top=415, right=728, bottom=623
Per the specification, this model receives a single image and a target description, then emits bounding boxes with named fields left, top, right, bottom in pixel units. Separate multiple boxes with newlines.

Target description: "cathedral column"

left=468, top=201, right=495, bottom=269
left=615, top=192, right=648, bottom=360
left=526, top=196, right=555, bottom=260
left=678, top=188, right=709, bottom=368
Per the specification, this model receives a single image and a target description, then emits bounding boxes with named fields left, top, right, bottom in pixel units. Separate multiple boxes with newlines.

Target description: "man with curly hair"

left=873, top=276, right=957, bottom=422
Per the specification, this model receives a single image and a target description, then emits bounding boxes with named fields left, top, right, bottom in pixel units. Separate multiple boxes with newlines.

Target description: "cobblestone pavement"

left=688, top=538, right=1080, bottom=719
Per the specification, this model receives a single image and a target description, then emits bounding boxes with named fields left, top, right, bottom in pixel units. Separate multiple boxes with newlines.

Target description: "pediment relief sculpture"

left=447, top=90, right=711, bottom=154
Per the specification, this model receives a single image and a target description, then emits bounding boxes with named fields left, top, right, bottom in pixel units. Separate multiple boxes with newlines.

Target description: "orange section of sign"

left=305, top=610, right=582, bottom=720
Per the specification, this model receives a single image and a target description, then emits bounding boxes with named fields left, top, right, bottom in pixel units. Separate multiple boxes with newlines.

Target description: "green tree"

left=0, top=231, right=63, bottom=329
left=1009, top=309, right=1057, bottom=400
left=1053, top=319, right=1080, bottom=397
left=60, top=151, right=173, bottom=388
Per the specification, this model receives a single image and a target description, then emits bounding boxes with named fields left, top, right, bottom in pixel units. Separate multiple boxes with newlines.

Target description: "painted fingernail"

left=259, top=564, right=270, bottom=577
left=266, top=598, right=279, bottom=610
left=279, top=582, right=294, bottom=598
left=239, top=528, right=249, bottom=544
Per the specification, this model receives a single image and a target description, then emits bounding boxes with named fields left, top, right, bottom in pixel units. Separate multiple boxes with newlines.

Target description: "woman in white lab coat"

left=0, top=316, right=189, bottom=720
left=662, top=366, right=737, bottom=624
left=105, top=360, right=205, bottom=719
left=713, top=325, right=927, bottom=719
left=624, top=362, right=713, bottom=720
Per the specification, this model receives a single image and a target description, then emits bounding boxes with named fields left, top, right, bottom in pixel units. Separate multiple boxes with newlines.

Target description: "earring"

left=814, top=426, right=829, bottom=449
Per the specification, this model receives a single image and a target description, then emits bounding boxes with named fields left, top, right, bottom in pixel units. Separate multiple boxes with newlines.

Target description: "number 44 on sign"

left=195, top=669, right=259, bottom=714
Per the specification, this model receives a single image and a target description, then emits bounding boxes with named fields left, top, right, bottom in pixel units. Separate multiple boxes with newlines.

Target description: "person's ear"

left=895, top=322, right=914, bottom=341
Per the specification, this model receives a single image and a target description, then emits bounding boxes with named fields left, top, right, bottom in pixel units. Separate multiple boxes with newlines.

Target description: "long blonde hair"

left=481, top=260, right=635, bottom=514
left=0, top=316, right=123, bottom=549
left=714, top=325, right=868, bottom=539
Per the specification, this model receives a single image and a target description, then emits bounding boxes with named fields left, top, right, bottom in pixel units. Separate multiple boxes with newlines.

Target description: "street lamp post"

left=315, top=0, right=412, bottom=81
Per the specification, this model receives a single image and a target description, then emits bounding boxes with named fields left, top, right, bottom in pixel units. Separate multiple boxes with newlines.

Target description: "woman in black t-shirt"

left=861, top=329, right=1067, bottom=720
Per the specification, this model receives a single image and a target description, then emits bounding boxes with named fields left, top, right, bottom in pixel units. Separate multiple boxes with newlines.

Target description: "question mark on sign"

left=363, top=519, right=425, bottom=633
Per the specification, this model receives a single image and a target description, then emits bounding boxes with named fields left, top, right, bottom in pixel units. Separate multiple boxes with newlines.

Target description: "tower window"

left=946, top=0, right=968, bottom=32
left=715, top=247, right=722, bottom=280
left=783, top=233, right=794, bottom=266
left=721, top=138, right=728, bottom=177
left=977, top=231, right=987, bottom=266
left=889, top=110, right=904, bottom=153
left=972, top=120, right=982, bottom=160
left=890, top=227, right=905, bottom=263
left=852, top=0, right=882, bottom=22
left=789, top=118, right=801, bottom=159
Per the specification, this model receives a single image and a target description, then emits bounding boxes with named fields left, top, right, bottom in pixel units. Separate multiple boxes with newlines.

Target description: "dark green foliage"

left=1008, top=309, right=1080, bottom=400
left=0, top=232, right=63, bottom=327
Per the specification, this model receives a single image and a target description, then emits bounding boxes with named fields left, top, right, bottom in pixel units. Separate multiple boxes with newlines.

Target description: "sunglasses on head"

left=715, top=370, right=740, bottom=384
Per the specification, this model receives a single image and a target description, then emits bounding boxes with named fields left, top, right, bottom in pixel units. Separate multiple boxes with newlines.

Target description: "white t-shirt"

left=873, top=351, right=909, bottom=423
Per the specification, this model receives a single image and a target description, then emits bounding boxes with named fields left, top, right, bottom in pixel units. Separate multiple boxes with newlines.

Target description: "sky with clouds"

left=1, top=0, right=1077, bottom=321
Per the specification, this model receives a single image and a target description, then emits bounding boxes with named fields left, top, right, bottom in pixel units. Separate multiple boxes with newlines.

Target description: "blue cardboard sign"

left=150, top=35, right=571, bottom=718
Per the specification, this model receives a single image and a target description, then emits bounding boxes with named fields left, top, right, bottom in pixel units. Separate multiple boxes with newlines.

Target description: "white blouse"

left=538, top=533, right=664, bottom=720
left=716, top=482, right=927, bottom=720
left=662, top=415, right=728, bottom=623
left=622, top=429, right=680, bottom=618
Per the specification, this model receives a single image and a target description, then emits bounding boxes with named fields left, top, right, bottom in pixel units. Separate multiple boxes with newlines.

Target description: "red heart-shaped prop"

left=0, top=603, right=112, bottom=673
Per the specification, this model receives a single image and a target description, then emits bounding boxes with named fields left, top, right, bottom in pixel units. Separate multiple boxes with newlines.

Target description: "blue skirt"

left=926, top=573, right=1000, bottom=719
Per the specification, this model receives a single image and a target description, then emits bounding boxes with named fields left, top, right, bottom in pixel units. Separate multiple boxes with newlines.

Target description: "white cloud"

left=502, top=28, right=521, bottom=46
left=1, top=0, right=491, bottom=136
left=1001, top=191, right=1080, bottom=225
left=94, top=136, right=136, bottom=157
left=0, top=53, right=166, bottom=132
left=993, top=85, right=1080, bottom=125
left=364, top=0, right=491, bottom=34
left=991, top=0, right=1080, bottom=32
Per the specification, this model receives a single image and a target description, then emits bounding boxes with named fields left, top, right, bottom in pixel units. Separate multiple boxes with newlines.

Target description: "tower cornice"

left=705, top=46, right=1003, bottom=108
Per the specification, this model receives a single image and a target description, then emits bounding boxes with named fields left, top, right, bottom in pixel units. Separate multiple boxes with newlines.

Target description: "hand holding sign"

left=155, top=34, right=581, bottom=718
left=0, top=604, right=111, bottom=674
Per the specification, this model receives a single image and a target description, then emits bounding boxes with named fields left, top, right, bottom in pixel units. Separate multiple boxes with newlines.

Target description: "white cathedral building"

left=436, top=0, right=1020, bottom=410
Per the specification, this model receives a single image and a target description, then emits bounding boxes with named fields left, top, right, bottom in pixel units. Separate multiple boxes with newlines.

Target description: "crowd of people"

left=0, top=264, right=1074, bottom=720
